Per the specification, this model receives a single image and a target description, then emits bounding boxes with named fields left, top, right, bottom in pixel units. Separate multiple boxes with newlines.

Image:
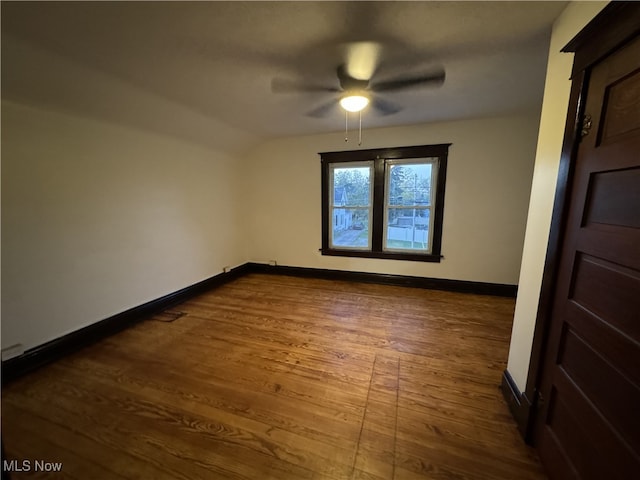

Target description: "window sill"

left=319, top=248, right=443, bottom=263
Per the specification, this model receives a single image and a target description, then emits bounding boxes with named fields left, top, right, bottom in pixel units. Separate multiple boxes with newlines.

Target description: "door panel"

left=570, top=253, right=640, bottom=340
left=583, top=167, right=640, bottom=228
left=536, top=33, right=640, bottom=480
left=559, top=327, right=638, bottom=450
left=598, top=66, right=640, bottom=145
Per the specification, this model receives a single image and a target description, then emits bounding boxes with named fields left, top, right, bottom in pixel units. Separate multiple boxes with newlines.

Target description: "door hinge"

left=580, top=113, right=593, bottom=137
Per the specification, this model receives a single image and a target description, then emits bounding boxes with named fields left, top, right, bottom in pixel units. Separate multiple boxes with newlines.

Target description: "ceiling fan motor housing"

left=337, top=64, right=370, bottom=91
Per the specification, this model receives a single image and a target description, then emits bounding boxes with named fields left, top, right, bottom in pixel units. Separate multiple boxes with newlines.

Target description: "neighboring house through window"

left=333, top=186, right=353, bottom=232
left=320, top=144, right=450, bottom=262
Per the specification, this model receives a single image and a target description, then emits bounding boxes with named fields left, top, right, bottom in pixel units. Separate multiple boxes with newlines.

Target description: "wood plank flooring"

left=2, top=273, right=547, bottom=479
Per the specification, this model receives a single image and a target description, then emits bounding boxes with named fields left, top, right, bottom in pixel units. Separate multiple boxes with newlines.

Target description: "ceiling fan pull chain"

left=345, top=110, right=349, bottom=142
left=358, top=111, right=363, bottom=146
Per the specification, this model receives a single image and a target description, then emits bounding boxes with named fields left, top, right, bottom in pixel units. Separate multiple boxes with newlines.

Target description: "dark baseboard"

left=2, top=261, right=517, bottom=385
left=501, top=369, right=535, bottom=443
left=246, top=263, right=518, bottom=297
left=1, top=264, right=250, bottom=385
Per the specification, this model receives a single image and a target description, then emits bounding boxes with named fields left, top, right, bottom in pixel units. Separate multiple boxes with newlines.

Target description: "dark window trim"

left=320, top=144, right=450, bottom=262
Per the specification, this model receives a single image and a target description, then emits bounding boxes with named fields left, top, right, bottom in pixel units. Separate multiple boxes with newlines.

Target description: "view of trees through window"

left=331, top=162, right=434, bottom=252
left=386, top=162, right=433, bottom=252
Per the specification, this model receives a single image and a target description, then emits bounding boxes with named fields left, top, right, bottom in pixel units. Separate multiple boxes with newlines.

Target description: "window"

left=320, top=144, right=449, bottom=262
left=329, top=162, right=373, bottom=250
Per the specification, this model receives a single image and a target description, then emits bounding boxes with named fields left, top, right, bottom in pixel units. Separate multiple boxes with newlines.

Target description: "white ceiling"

left=2, top=1, right=568, bottom=153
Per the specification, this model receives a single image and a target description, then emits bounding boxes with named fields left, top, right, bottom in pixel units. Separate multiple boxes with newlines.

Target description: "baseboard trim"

left=501, top=369, right=535, bottom=443
left=246, top=263, right=518, bottom=297
left=1, top=264, right=250, bottom=385
left=2, top=261, right=517, bottom=384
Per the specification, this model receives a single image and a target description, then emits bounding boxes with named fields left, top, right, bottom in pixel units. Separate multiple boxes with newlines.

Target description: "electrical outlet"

left=2, top=344, right=25, bottom=361
left=268, top=260, right=277, bottom=266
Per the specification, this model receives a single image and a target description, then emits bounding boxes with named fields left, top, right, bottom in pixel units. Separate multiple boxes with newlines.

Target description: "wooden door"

left=534, top=33, right=640, bottom=479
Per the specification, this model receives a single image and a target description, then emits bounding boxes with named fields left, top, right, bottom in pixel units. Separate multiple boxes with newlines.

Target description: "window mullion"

left=371, top=157, right=385, bottom=252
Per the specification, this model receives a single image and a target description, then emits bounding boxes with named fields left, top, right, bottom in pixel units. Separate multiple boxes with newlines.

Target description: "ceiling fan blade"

left=370, top=70, right=445, bottom=92
left=306, top=99, right=339, bottom=118
left=344, top=41, right=381, bottom=81
left=271, top=77, right=339, bottom=94
left=371, top=97, right=401, bottom=116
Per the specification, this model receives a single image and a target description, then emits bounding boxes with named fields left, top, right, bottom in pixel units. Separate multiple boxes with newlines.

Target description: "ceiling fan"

left=271, top=42, right=446, bottom=118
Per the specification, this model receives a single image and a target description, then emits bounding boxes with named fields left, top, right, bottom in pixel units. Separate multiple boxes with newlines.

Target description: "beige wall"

left=1, top=101, right=245, bottom=353
left=506, top=1, right=608, bottom=392
left=242, top=113, right=540, bottom=285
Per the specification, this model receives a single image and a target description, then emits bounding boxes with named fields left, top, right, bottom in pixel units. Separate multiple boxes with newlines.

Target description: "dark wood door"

left=534, top=34, right=640, bottom=479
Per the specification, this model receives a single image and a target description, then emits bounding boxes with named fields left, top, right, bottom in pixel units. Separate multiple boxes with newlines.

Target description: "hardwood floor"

left=2, top=273, right=547, bottom=479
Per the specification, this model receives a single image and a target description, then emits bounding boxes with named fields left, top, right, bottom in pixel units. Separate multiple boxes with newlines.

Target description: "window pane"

left=333, top=167, right=371, bottom=206
left=388, top=163, right=432, bottom=206
left=331, top=208, right=370, bottom=248
left=385, top=208, right=430, bottom=251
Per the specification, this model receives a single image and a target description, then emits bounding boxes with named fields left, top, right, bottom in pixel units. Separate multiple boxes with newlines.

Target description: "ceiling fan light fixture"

left=340, top=94, right=369, bottom=112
